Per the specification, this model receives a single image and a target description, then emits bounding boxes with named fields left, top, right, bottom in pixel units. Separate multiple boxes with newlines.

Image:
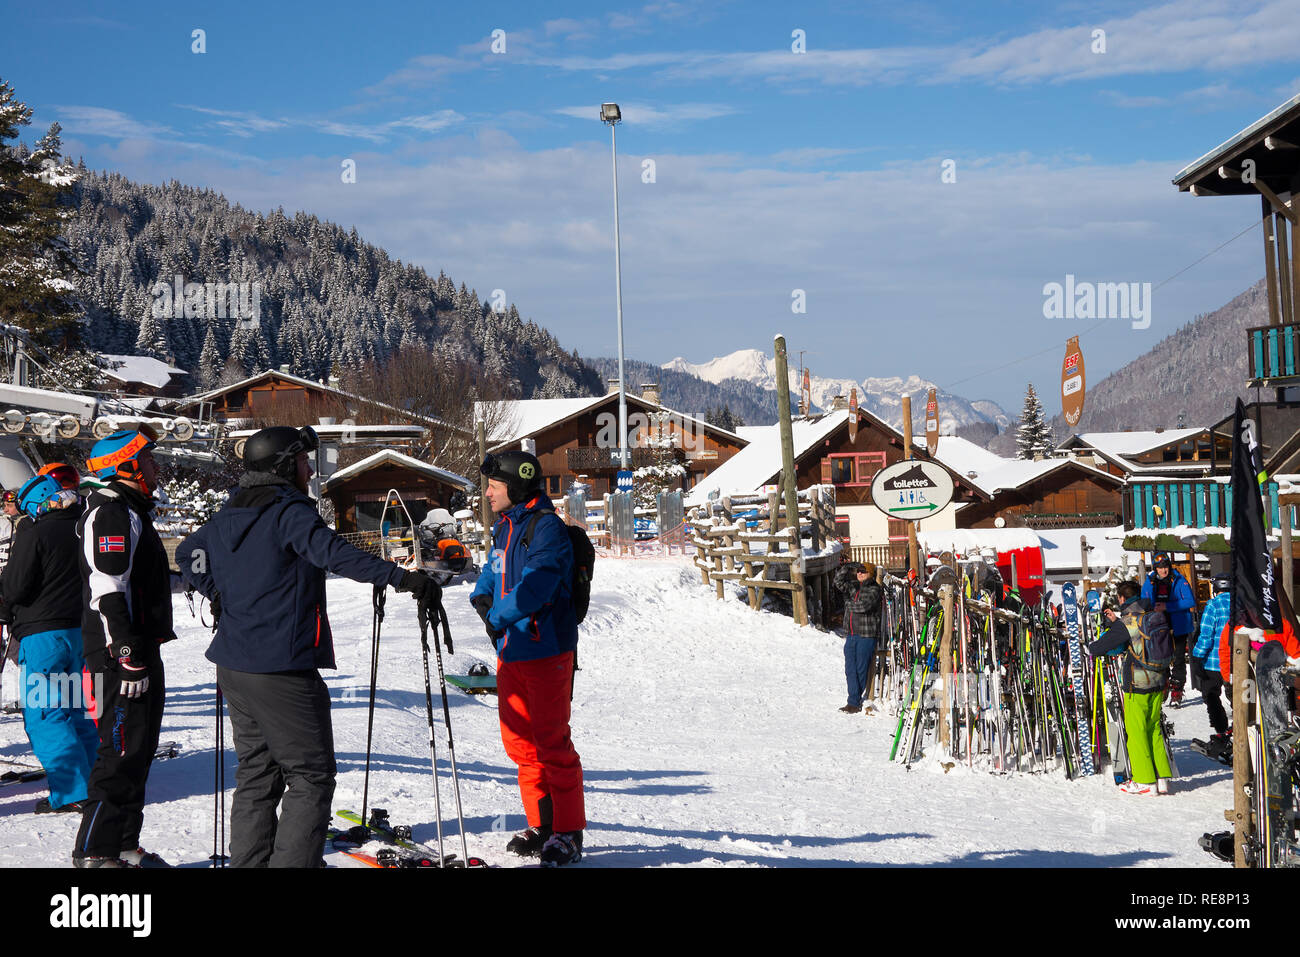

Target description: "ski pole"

left=419, top=590, right=471, bottom=867
left=416, top=596, right=447, bottom=865
left=360, top=585, right=385, bottom=838
left=211, top=684, right=227, bottom=867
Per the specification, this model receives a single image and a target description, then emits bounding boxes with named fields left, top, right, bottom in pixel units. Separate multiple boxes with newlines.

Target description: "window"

left=828, top=452, right=886, bottom=487
left=547, top=475, right=563, bottom=495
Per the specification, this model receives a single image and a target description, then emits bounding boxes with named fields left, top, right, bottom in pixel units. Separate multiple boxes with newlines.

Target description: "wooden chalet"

left=477, top=388, right=748, bottom=498
left=1056, top=428, right=1230, bottom=479
left=101, top=354, right=191, bottom=399
left=321, top=449, right=473, bottom=534
left=688, top=407, right=989, bottom=566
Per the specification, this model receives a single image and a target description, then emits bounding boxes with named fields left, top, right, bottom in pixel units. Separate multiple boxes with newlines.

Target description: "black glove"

left=111, top=641, right=150, bottom=699
left=470, top=594, right=504, bottom=648
left=397, top=570, right=438, bottom=603
left=210, top=592, right=223, bottom=626
left=0, top=600, right=11, bottom=626
left=1189, top=658, right=1205, bottom=691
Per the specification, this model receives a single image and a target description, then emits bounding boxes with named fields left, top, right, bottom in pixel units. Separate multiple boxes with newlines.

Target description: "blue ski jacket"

left=1141, top=568, right=1196, bottom=636
left=178, top=476, right=406, bottom=673
left=470, top=495, right=576, bottom=663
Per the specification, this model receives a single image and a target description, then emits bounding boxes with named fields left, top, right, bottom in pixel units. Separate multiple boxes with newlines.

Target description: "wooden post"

left=939, top=584, right=954, bottom=754
left=1264, top=195, right=1281, bottom=327
left=476, top=420, right=491, bottom=564
left=1231, top=627, right=1253, bottom=868
left=774, top=335, right=808, bottom=626
left=1277, top=210, right=1295, bottom=325
left=1080, top=535, right=1089, bottom=584
left=902, top=395, right=919, bottom=575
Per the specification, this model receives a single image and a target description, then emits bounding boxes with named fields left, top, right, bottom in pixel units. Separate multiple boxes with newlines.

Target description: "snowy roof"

left=181, top=369, right=465, bottom=434
left=321, top=449, right=472, bottom=493
left=101, top=354, right=187, bottom=389
left=930, top=441, right=1123, bottom=497
left=685, top=411, right=850, bottom=506
left=1063, top=429, right=1205, bottom=459
left=476, top=394, right=746, bottom=449
left=917, top=528, right=1042, bottom=555
left=1034, top=526, right=1140, bottom=573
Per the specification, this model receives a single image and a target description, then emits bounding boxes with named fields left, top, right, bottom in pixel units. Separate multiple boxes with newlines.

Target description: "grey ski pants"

left=217, top=666, right=336, bottom=868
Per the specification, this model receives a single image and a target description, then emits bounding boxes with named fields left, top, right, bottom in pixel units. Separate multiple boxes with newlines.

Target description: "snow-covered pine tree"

left=1016, top=383, right=1054, bottom=460
left=0, top=80, right=81, bottom=344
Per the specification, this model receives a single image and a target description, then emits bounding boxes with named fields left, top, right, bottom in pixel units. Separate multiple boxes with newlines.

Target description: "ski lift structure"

left=0, top=324, right=225, bottom=489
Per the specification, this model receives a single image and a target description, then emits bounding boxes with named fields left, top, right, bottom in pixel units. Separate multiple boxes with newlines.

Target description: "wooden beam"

left=1266, top=135, right=1299, bottom=150
left=1264, top=195, right=1282, bottom=326
left=1231, top=629, right=1253, bottom=868
left=1256, top=180, right=1298, bottom=225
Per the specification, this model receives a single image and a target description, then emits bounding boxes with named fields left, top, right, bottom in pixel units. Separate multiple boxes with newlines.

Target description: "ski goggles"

left=479, top=454, right=503, bottom=478
left=38, top=463, right=80, bottom=491
left=284, top=426, right=320, bottom=458
left=1, top=490, right=15, bottom=504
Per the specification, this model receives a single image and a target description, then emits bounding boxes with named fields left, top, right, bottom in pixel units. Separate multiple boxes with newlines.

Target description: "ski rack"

left=378, top=488, right=422, bottom=569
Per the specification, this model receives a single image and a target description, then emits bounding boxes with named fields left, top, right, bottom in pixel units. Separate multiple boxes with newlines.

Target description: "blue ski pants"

left=19, top=628, right=99, bottom=807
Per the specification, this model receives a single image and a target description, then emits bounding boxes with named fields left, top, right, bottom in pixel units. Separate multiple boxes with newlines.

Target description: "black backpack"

left=522, top=509, right=595, bottom=624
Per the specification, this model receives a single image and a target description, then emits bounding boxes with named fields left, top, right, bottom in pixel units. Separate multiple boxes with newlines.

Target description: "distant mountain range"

left=661, top=349, right=1012, bottom=437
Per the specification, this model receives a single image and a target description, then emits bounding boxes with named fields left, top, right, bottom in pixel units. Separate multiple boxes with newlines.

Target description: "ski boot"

left=1199, top=830, right=1233, bottom=863
left=1167, top=679, right=1184, bottom=708
left=1119, top=779, right=1154, bottom=795
left=120, top=847, right=171, bottom=868
left=72, top=855, right=137, bottom=869
left=34, top=797, right=84, bottom=814
left=506, top=826, right=551, bottom=858
left=539, top=830, right=583, bottom=867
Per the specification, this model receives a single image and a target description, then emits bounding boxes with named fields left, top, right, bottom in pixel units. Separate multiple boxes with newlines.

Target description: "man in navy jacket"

left=1140, top=553, right=1196, bottom=703
left=470, top=450, right=584, bottom=866
left=178, top=426, right=435, bottom=867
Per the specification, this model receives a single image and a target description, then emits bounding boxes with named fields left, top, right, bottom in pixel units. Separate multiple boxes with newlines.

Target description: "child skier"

left=1087, top=580, right=1174, bottom=795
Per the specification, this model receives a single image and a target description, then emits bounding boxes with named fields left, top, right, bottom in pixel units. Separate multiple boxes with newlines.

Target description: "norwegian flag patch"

left=98, top=536, right=125, bottom=553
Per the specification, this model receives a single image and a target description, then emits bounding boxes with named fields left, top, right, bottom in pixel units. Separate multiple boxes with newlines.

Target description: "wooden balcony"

left=1123, top=478, right=1294, bottom=531
left=1247, top=322, right=1300, bottom=385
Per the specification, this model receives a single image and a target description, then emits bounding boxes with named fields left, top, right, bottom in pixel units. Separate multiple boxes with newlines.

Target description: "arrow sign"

left=870, top=459, right=954, bottom=521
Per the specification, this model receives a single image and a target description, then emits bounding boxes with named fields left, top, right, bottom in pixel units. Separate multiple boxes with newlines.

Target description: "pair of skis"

left=330, top=808, right=486, bottom=868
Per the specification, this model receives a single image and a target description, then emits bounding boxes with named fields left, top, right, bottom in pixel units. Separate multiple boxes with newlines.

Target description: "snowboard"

left=1254, top=639, right=1297, bottom=867
left=1062, top=583, right=1093, bottom=776
left=445, top=674, right=497, bottom=695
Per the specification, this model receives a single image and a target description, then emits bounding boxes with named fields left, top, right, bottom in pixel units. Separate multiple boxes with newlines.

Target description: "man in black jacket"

left=72, top=428, right=176, bottom=868
left=834, top=562, right=883, bottom=714
left=1, top=472, right=98, bottom=814
left=178, top=426, right=436, bottom=868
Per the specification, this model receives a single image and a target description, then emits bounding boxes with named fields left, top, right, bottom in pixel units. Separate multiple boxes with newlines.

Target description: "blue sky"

left=5, top=0, right=1300, bottom=415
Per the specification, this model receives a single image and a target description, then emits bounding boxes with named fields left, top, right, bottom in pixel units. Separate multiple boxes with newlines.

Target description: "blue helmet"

left=17, top=474, right=66, bottom=519
left=86, top=428, right=157, bottom=488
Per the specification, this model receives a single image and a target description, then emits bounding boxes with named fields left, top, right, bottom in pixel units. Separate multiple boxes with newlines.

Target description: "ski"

left=1062, top=583, right=1093, bottom=776
left=0, top=768, right=45, bottom=787
left=1191, top=737, right=1232, bottom=766
left=336, top=808, right=485, bottom=867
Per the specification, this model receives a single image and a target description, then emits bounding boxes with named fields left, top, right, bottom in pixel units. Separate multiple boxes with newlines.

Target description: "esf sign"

left=869, top=460, right=954, bottom=520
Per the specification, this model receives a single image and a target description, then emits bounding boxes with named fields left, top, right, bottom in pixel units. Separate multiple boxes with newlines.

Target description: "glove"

left=397, top=570, right=438, bottom=603
left=1189, top=658, right=1205, bottom=691
left=470, top=594, right=504, bottom=648
left=211, top=591, right=222, bottom=624
left=0, top=600, right=11, bottom=626
left=113, top=644, right=149, bottom=699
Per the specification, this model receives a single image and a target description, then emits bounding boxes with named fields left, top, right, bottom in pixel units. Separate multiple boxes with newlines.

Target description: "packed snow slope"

left=0, top=560, right=1230, bottom=867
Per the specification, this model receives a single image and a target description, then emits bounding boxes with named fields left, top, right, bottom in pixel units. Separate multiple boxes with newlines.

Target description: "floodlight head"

left=600, top=102, right=622, bottom=124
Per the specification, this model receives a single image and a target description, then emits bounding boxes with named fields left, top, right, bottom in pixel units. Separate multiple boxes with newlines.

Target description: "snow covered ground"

left=0, top=559, right=1232, bottom=867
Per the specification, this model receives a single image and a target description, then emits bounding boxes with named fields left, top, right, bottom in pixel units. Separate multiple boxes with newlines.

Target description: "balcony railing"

left=1124, top=478, right=1296, bottom=531
left=1248, top=322, right=1300, bottom=384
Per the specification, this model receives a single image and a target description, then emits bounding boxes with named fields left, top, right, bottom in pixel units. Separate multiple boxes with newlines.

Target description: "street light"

left=601, top=101, right=629, bottom=472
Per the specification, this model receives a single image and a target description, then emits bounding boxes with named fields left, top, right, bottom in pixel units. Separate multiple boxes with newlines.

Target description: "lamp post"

left=601, top=101, right=629, bottom=472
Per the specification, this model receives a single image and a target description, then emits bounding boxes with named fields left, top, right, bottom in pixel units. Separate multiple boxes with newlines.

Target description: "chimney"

left=280, top=363, right=291, bottom=374
left=831, top=395, right=848, bottom=411
left=607, top=378, right=621, bottom=396
left=640, top=383, right=661, bottom=406
left=328, top=375, right=340, bottom=390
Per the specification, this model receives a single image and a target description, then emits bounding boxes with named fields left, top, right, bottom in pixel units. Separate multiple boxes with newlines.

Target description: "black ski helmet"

left=480, top=450, right=544, bottom=504
left=243, top=426, right=319, bottom=479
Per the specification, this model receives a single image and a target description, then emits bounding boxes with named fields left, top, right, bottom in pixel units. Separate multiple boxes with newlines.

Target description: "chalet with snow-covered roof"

left=687, top=407, right=989, bottom=566
left=475, top=387, right=748, bottom=499
left=100, top=354, right=191, bottom=398
left=934, top=436, right=1126, bottom=530
left=1055, top=428, right=1230, bottom=479
left=174, top=368, right=470, bottom=444
left=321, top=449, right=473, bottom=534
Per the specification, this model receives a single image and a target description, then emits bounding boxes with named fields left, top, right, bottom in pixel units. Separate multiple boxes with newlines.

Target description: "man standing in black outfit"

left=73, top=428, right=175, bottom=868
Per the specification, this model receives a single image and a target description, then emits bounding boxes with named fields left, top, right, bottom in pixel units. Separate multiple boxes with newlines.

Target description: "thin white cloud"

left=176, top=105, right=289, bottom=138
left=54, top=106, right=175, bottom=139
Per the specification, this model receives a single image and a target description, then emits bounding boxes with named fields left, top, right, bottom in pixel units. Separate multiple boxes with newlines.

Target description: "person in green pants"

left=1087, top=580, right=1174, bottom=795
